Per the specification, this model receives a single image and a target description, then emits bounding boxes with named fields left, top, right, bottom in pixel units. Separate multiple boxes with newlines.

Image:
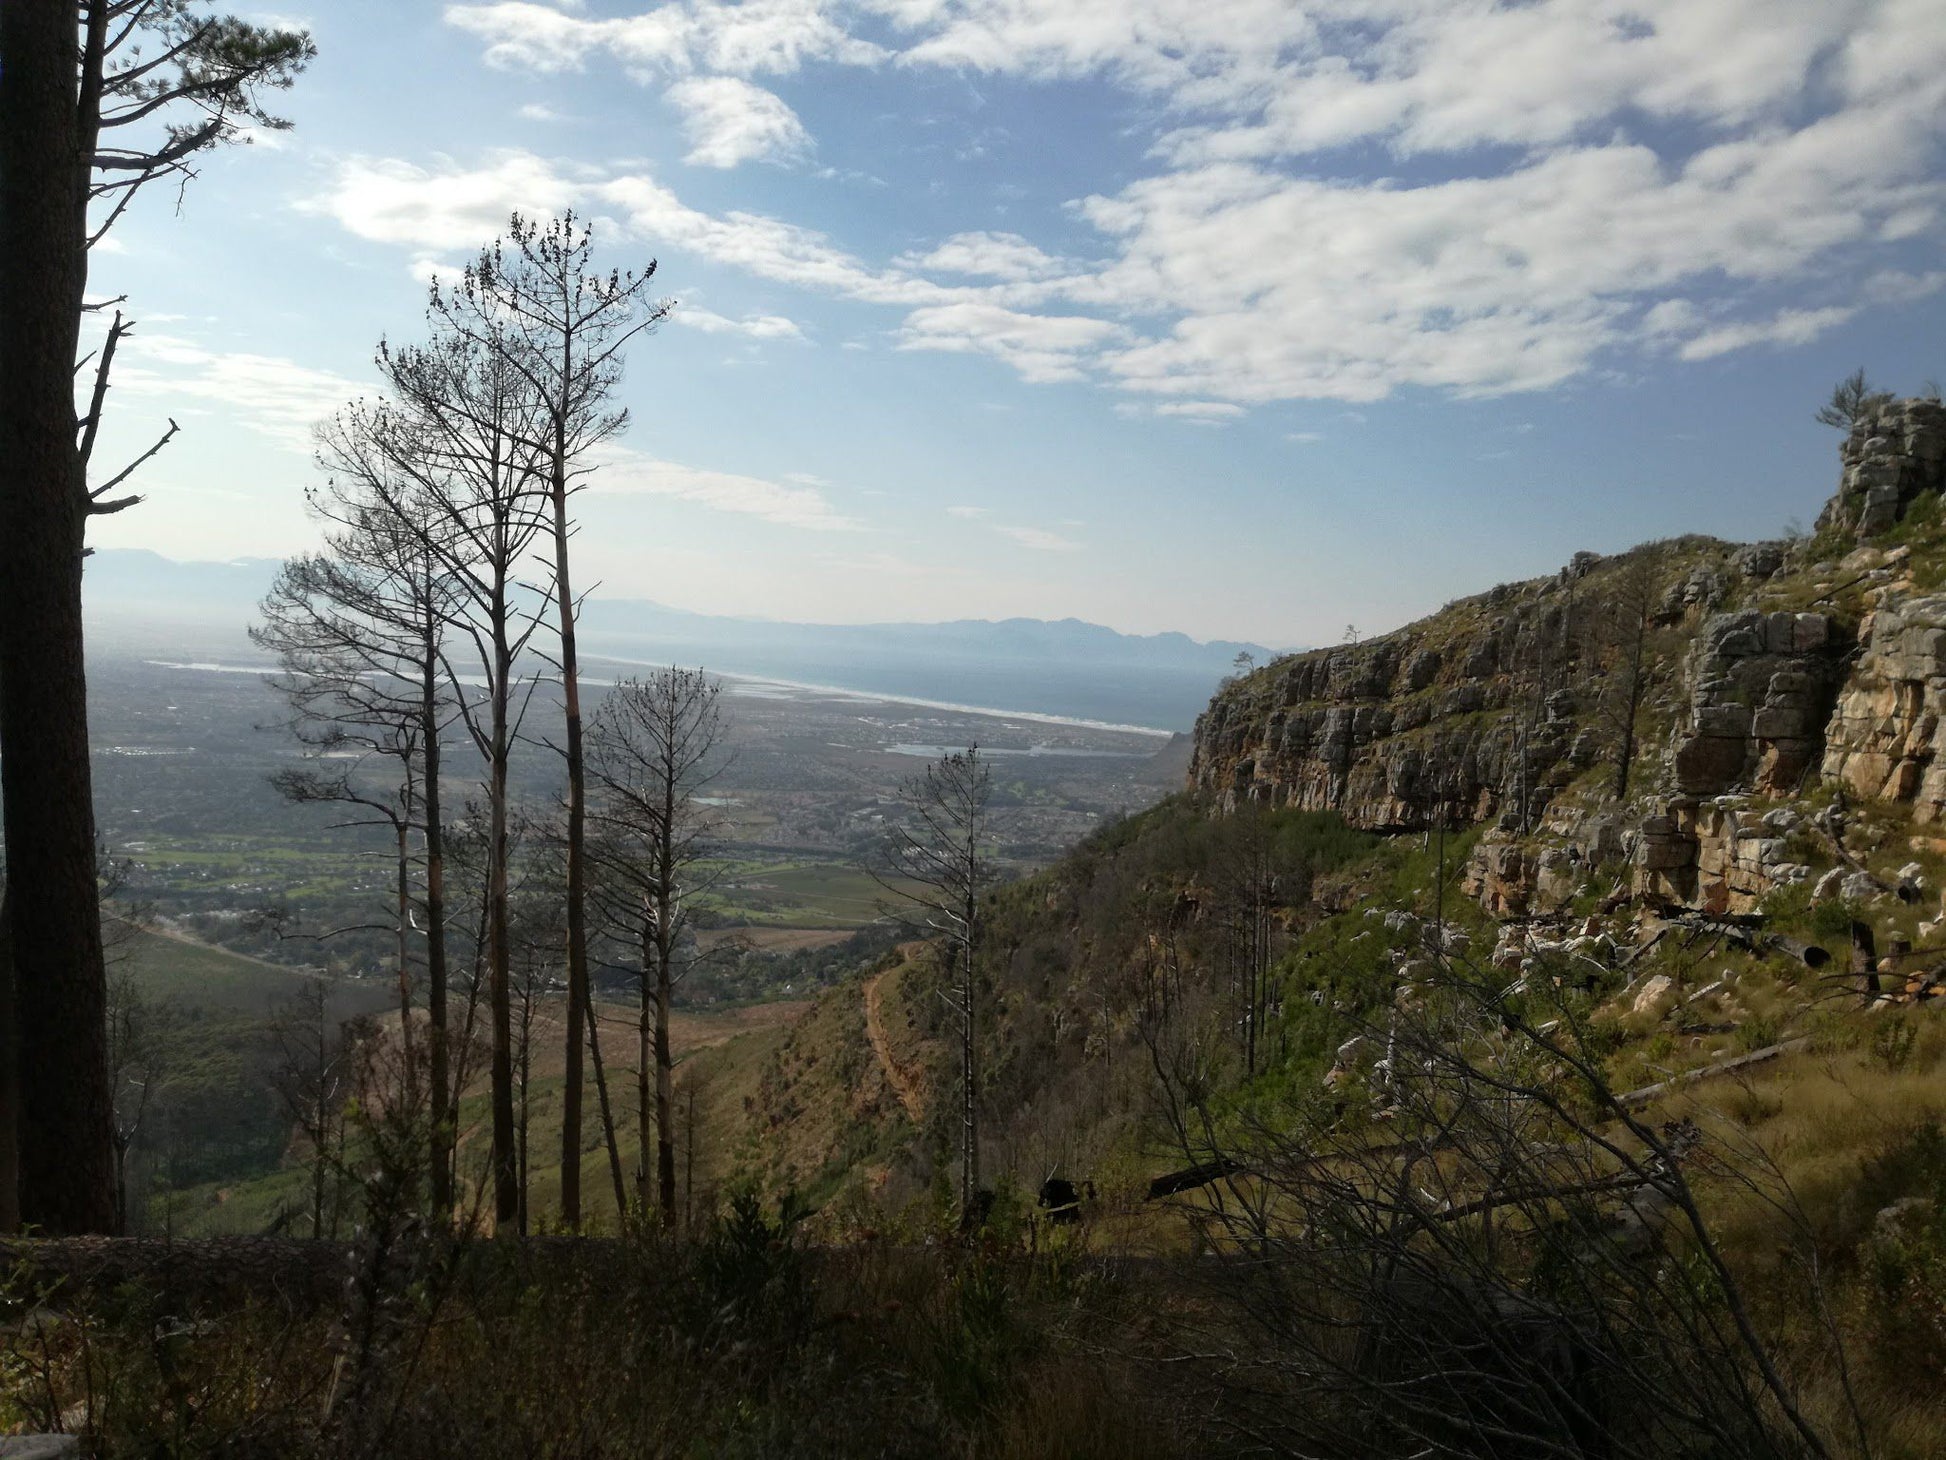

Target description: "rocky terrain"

left=1192, top=397, right=1946, bottom=920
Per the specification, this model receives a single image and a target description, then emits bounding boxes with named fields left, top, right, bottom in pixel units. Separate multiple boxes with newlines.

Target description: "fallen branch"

left=1616, top=1037, right=1810, bottom=1109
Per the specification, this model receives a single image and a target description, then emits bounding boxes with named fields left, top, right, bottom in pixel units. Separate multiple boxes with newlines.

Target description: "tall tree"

left=875, top=748, right=993, bottom=1215
left=588, top=668, right=726, bottom=1225
left=1215, top=809, right=1294, bottom=1078
left=353, top=331, right=552, bottom=1232
left=256, top=447, right=465, bottom=1216
left=2, top=1, right=109, bottom=1237
left=437, top=214, right=669, bottom=1229
left=0, top=1, right=309, bottom=1234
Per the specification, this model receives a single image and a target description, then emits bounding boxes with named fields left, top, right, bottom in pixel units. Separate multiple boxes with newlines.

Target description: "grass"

left=702, top=858, right=894, bottom=928
left=1624, top=1011, right=1946, bottom=1459
left=116, top=927, right=380, bottom=1018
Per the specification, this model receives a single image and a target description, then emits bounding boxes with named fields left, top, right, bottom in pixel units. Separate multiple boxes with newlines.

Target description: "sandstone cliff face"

left=1669, top=610, right=1849, bottom=798
left=1823, top=594, right=1946, bottom=819
left=1187, top=582, right=1589, bottom=831
left=1188, top=543, right=1737, bottom=832
left=1191, top=394, right=1946, bottom=917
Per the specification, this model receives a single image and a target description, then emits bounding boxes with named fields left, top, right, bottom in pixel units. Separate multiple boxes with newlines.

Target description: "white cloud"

left=1677, top=306, right=1858, bottom=362
left=896, top=302, right=1128, bottom=384
left=112, top=333, right=366, bottom=451
left=673, top=303, right=805, bottom=339
left=1154, top=400, right=1244, bottom=420
left=945, top=504, right=986, bottom=518
left=666, top=76, right=810, bottom=167
left=995, top=524, right=1081, bottom=552
left=1070, top=121, right=1945, bottom=401
left=906, top=231, right=1066, bottom=281
left=592, top=446, right=859, bottom=530
left=299, top=150, right=584, bottom=252
left=517, top=101, right=566, bottom=121
left=444, top=0, right=882, bottom=78
left=348, top=0, right=1946, bottom=405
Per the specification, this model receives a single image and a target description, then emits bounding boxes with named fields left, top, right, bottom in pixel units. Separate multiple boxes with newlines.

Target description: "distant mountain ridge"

left=83, top=550, right=1284, bottom=730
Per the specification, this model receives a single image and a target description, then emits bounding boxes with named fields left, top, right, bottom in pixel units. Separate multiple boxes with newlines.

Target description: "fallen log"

left=1616, top=1037, right=1810, bottom=1108
left=1146, top=1159, right=1245, bottom=1200
left=1769, top=936, right=1831, bottom=970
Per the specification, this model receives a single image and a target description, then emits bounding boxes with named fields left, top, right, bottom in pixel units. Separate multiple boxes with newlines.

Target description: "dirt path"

left=864, top=968, right=925, bottom=1121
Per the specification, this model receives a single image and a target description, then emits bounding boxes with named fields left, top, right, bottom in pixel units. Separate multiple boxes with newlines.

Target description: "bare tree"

left=1816, top=368, right=1895, bottom=429
left=268, top=978, right=369, bottom=1239
left=676, top=1060, right=716, bottom=1233
left=1598, top=554, right=1663, bottom=802
left=347, top=322, right=553, bottom=1231
left=1154, top=939, right=1856, bottom=1460
left=255, top=449, right=467, bottom=1215
left=874, top=748, right=993, bottom=1215
left=436, top=214, right=670, bottom=1230
left=0, top=1, right=310, bottom=1236
left=505, top=839, right=566, bottom=1235
left=105, top=969, right=164, bottom=1236
left=1214, top=809, right=1295, bottom=1077
left=588, top=668, right=727, bottom=1226
left=256, top=580, right=424, bottom=1114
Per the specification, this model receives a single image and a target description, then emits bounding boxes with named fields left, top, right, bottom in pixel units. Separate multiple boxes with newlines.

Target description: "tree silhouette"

left=0, top=0, right=310, bottom=1234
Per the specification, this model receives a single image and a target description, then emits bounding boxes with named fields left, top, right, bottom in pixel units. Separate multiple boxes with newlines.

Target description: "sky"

left=84, top=0, right=1946, bottom=647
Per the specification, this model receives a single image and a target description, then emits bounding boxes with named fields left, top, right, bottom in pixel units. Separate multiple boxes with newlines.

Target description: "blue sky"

left=85, top=0, right=1946, bottom=645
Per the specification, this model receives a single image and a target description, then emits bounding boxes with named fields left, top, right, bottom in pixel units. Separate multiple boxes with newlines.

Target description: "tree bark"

left=488, top=603, right=518, bottom=1230
left=515, top=972, right=531, bottom=1236
left=637, top=923, right=652, bottom=1214
left=394, top=814, right=416, bottom=1112
left=0, top=0, right=117, bottom=1235
left=961, top=909, right=979, bottom=1209
left=0, top=893, right=16, bottom=1232
left=655, top=950, right=676, bottom=1225
left=654, top=751, right=678, bottom=1228
left=585, top=1004, right=628, bottom=1225
left=552, top=439, right=590, bottom=1231
left=421, top=615, right=452, bottom=1219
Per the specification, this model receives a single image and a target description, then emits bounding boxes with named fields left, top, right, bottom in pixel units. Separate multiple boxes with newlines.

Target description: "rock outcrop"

left=1190, top=394, right=1946, bottom=917
left=1186, top=582, right=1588, bottom=830
left=1822, top=594, right=1946, bottom=819
left=1632, top=798, right=1812, bottom=914
left=1669, top=610, right=1849, bottom=797
left=1188, top=541, right=1740, bottom=831
left=1815, top=398, right=1946, bottom=538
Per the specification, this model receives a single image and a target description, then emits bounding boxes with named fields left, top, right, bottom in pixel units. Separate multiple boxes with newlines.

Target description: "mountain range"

left=82, top=549, right=1280, bottom=730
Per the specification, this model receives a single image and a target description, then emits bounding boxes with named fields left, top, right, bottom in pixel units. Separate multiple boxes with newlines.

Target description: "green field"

left=118, top=926, right=387, bottom=1022
left=698, top=856, right=902, bottom=929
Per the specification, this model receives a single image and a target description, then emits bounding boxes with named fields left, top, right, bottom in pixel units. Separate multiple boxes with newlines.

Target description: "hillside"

left=87, top=398, right=1946, bottom=1457
left=738, top=400, right=1935, bottom=1140
left=673, top=399, right=1946, bottom=1452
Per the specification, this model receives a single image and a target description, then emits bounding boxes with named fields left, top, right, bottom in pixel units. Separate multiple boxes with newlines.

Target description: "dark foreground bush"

left=0, top=1202, right=1179, bottom=1459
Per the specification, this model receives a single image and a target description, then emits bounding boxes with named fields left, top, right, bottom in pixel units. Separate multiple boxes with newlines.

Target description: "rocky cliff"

left=1188, top=536, right=1766, bottom=831
left=1191, top=395, right=1946, bottom=915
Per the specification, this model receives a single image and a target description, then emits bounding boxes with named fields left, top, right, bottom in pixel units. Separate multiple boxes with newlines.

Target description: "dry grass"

left=1626, top=1007, right=1946, bottom=1459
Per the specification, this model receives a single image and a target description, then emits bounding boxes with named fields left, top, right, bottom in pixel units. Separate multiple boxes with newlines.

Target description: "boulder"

left=1630, top=974, right=1675, bottom=1015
